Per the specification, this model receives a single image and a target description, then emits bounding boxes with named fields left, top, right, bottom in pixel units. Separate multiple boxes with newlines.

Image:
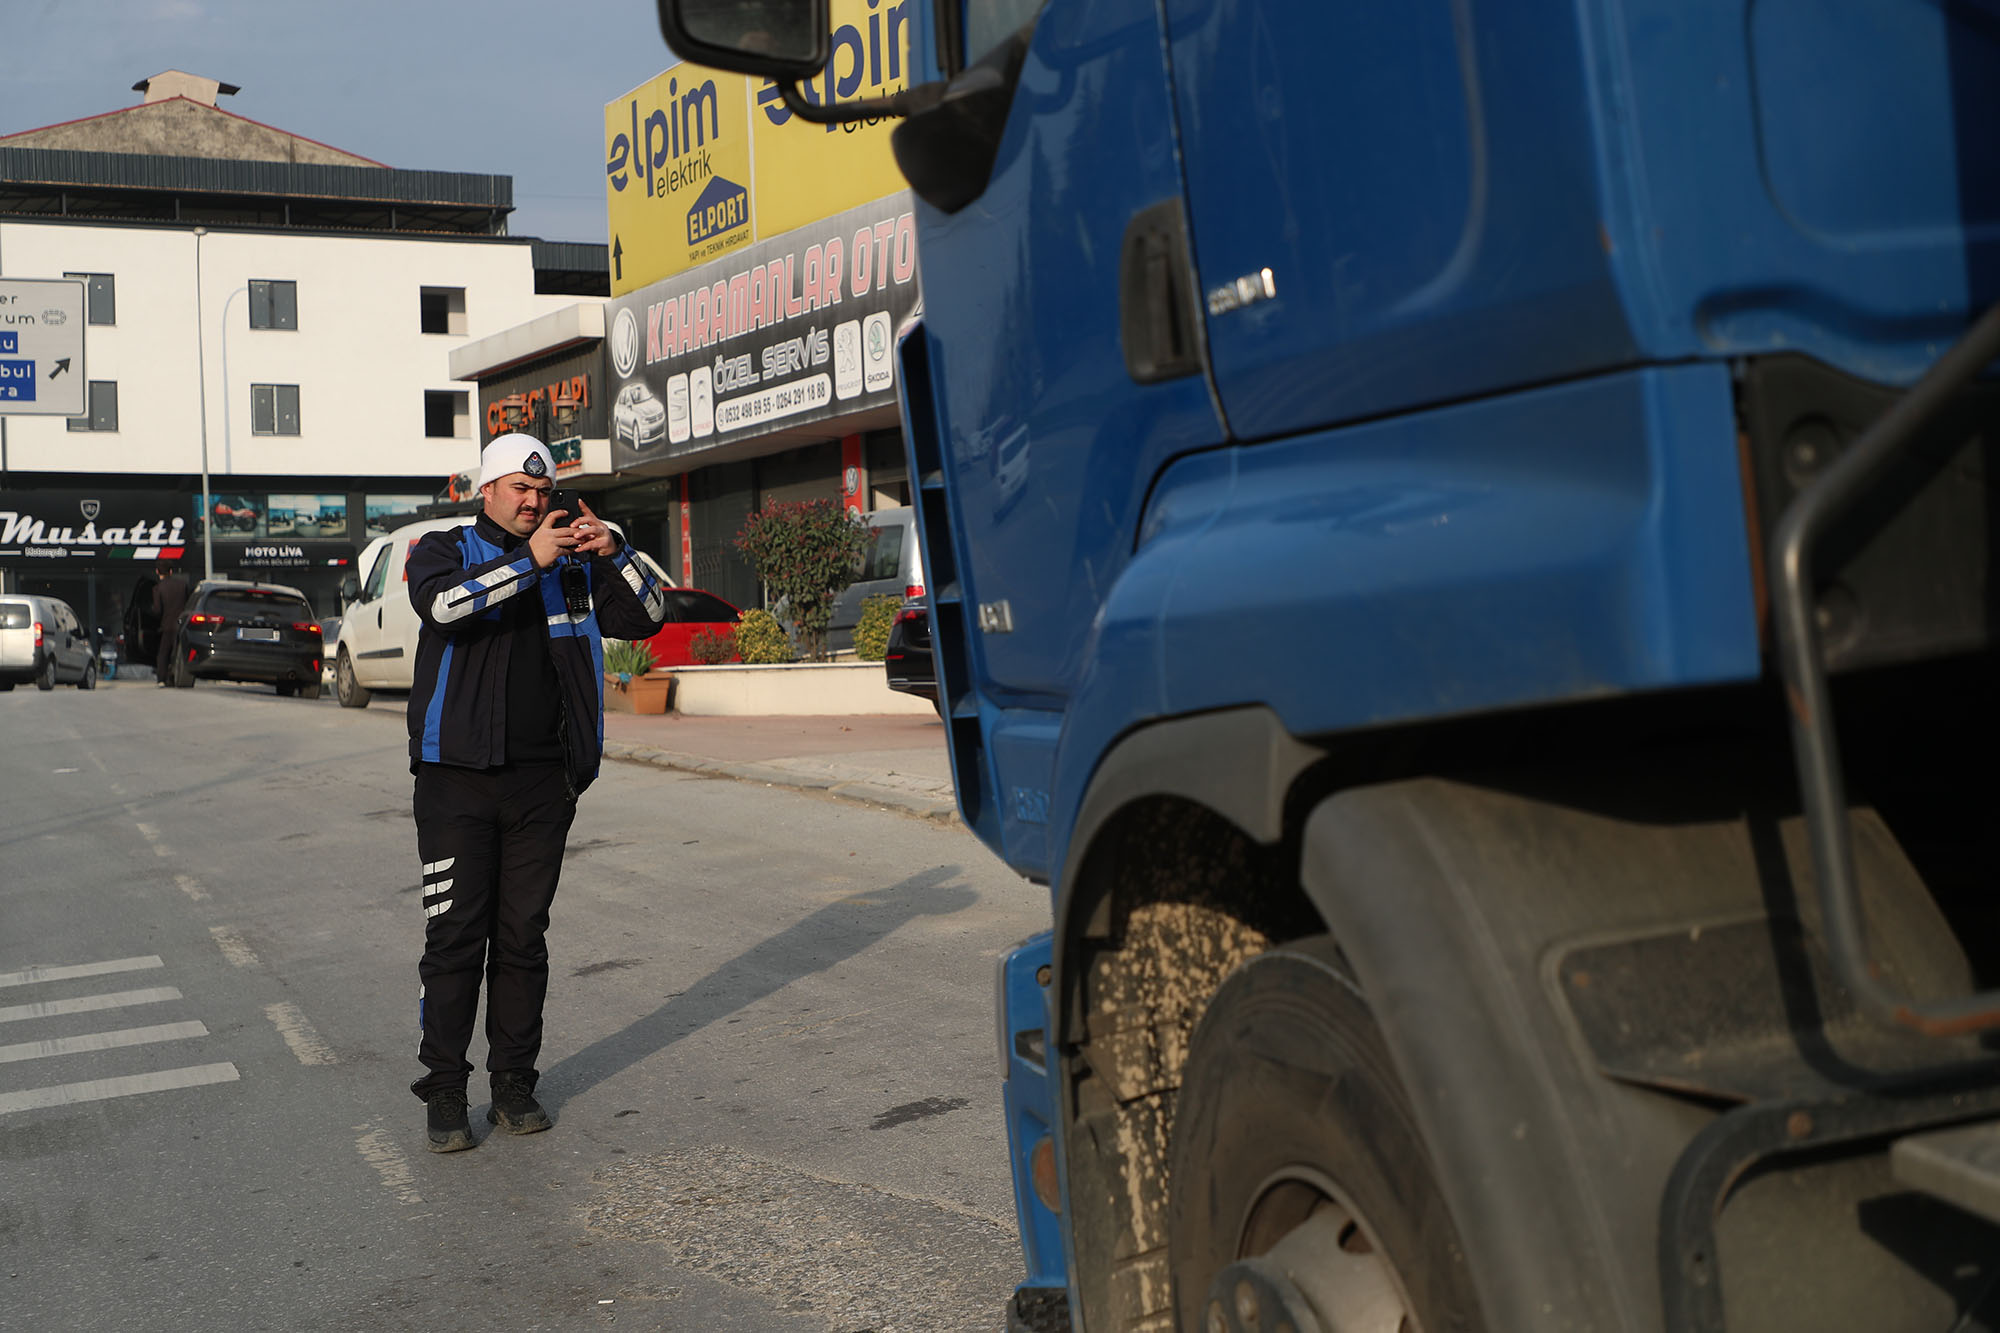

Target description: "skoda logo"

left=611, top=307, right=640, bottom=379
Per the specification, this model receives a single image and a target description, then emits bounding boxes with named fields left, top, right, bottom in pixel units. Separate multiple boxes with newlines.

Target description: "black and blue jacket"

left=406, top=512, right=668, bottom=790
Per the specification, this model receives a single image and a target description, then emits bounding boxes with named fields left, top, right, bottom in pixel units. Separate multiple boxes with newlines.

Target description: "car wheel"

left=1167, top=935, right=1484, bottom=1333
left=335, top=649, right=371, bottom=709
left=299, top=679, right=322, bottom=701
left=172, top=655, right=194, bottom=688
left=37, top=657, right=56, bottom=691
left=79, top=660, right=96, bottom=690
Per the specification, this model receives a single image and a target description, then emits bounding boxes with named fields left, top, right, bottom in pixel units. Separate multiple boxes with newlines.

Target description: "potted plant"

left=602, top=638, right=672, bottom=715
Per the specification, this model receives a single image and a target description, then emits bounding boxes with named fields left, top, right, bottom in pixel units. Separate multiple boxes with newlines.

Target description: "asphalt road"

left=2, top=678, right=1047, bottom=1331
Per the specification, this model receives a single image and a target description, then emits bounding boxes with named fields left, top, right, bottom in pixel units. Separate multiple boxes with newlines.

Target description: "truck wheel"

left=37, top=657, right=56, bottom=690
left=1168, top=935, right=1483, bottom=1333
left=335, top=649, right=370, bottom=709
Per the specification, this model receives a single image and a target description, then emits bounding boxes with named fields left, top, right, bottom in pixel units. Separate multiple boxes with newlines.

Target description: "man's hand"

left=570, top=499, right=620, bottom=558
left=527, top=507, right=577, bottom=569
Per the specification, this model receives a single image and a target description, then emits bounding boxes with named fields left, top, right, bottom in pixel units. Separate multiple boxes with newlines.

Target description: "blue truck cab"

left=658, top=1, right=1999, bottom=1329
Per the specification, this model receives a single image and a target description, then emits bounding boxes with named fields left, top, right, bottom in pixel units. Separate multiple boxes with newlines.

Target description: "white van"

left=0, top=593, right=98, bottom=691
left=331, top=515, right=672, bottom=708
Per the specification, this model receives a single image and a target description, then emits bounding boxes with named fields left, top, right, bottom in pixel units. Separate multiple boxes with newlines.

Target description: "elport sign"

left=0, top=278, right=86, bottom=417
left=604, top=0, right=912, bottom=298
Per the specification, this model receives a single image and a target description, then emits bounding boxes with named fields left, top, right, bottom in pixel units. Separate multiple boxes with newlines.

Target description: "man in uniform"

left=405, top=433, right=668, bottom=1150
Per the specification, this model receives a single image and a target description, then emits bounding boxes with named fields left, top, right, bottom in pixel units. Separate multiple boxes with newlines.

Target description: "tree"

left=734, top=500, right=868, bottom=661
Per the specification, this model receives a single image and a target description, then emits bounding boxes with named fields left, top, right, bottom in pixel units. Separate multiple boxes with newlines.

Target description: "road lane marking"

left=175, top=874, right=209, bottom=902
left=0, top=987, right=182, bottom=1025
left=0, top=957, right=164, bottom=989
left=0, top=1021, right=209, bottom=1065
left=0, top=1062, right=239, bottom=1116
left=265, top=1002, right=337, bottom=1065
left=134, top=822, right=160, bottom=843
left=354, top=1124, right=425, bottom=1205
left=210, top=928, right=258, bottom=969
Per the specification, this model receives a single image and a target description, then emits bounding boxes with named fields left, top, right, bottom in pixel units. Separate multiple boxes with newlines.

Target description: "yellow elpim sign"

left=605, top=0, right=913, bottom=297
left=604, top=66, right=756, bottom=297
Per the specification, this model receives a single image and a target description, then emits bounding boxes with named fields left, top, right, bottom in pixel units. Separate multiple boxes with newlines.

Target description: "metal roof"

left=0, top=146, right=511, bottom=208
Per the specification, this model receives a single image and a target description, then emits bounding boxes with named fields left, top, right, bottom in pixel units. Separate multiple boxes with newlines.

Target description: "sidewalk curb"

left=603, top=740, right=960, bottom=823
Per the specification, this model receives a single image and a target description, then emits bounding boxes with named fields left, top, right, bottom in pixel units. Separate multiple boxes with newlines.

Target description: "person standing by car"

left=150, top=562, right=189, bottom=686
left=404, top=433, right=668, bottom=1152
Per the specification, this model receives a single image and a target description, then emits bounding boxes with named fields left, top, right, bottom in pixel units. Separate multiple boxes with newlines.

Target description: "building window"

left=63, top=272, right=115, bottom=325
left=424, top=390, right=468, bottom=439
left=419, top=287, right=466, bottom=335
left=251, top=384, right=301, bottom=436
left=249, top=279, right=298, bottom=330
left=65, top=380, right=118, bottom=432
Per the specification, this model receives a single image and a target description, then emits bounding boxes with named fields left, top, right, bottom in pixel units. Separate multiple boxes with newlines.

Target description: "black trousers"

left=410, top=761, right=575, bottom=1100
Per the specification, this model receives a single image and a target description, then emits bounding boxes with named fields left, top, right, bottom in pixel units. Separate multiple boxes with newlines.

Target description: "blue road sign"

left=0, top=332, right=17, bottom=354
left=0, top=360, right=38, bottom=401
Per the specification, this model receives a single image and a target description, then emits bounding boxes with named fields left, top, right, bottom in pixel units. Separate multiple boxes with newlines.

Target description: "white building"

left=0, top=72, right=606, bottom=632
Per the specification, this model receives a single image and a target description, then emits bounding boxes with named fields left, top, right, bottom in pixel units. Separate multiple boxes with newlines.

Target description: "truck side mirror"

left=656, top=0, right=827, bottom=80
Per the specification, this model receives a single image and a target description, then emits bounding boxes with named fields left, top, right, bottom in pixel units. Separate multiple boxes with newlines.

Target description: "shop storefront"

left=0, top=484, right=432, bottom=635
left=594, top=30, right=922, bottom=606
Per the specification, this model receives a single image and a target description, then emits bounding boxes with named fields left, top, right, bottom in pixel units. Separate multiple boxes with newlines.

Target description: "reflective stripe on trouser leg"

left=410, top=763, right=503, bottom=1098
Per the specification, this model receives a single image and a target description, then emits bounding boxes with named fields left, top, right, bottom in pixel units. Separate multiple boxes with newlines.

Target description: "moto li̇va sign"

left=0, top=278, right=87, bottom=417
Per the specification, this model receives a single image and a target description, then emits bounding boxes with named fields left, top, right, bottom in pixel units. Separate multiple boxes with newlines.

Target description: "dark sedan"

left=172, top=580, right=324, bottom=698
left=884, top=596, right=937, bottom=708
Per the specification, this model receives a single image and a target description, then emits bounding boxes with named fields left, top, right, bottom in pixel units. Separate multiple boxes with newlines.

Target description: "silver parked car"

left=0, top=593, right=99, bottom=691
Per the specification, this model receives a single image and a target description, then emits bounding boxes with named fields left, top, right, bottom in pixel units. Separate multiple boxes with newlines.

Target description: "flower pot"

left=605, top=670, right=674, bottom=715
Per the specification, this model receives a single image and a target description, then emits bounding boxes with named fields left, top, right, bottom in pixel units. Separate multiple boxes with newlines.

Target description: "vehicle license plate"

left=237, top=627, right=280, bottom=642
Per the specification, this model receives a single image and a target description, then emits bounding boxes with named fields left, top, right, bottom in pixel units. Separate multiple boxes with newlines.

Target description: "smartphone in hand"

left=549, top=490, right=581, bottom=528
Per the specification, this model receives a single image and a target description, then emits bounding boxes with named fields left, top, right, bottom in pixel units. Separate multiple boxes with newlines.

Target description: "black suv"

left=171, top=580, right=324, bottom=698
left=884, top=595, right=938, bottom=711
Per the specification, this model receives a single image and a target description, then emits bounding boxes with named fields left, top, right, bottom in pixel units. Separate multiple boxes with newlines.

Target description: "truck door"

left=917, top=0, right=1226, bottom=704
left=1159, top=1, right=1634, bottom=439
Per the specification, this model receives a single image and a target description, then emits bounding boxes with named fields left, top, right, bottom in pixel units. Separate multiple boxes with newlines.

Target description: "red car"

left=640, top=588, right=743, bottom=667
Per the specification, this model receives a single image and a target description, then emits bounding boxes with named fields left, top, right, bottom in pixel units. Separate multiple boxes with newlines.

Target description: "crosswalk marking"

left=0, top=1063, right=240, bottom=1116
left=0, top=1021, right=209, bottom=1065
left=0, top=987, right=182, bottom=1025
left=265, top=1002, right=337, bottom=1066
left=0, top=957, right=164, bottom=990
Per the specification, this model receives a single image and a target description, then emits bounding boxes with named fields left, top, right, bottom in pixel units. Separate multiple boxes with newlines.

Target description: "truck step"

left=1890, top=1117, right=2000, bottom=1227
left=1005, top=1286, right=1073, bottom=1333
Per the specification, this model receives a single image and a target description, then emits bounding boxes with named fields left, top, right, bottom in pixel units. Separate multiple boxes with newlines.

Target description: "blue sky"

left=0, top=0, right=687, bottom=243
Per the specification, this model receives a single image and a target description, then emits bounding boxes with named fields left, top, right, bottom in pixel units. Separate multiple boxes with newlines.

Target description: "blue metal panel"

left=997, top=933, right=1066, bottom=1291
left=1164, top=0, right=1638, bottom=441
left=1586, top=0, right=2000, bottom=384
left=910, top=0, right=1227, bottom=708
left=1045, top=364, right=1760, bottom=879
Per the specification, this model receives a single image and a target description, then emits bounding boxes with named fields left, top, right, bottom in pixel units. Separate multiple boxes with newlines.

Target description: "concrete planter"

left=667, top=660, right=933, bottom=716
left=603, top=670, right=675, bottom=715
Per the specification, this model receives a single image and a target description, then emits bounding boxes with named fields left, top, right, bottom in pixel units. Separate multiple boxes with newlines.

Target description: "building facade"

left=0, top=72, right=605, bottom=634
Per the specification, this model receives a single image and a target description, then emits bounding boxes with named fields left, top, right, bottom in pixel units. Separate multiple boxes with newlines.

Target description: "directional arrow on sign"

left=48, top=358, right=70, bottom=379
left=612, top=235, right=624, bottom=282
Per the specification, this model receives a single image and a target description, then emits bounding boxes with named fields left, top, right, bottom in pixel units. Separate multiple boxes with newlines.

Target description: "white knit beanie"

left=477, top=433, right=556, bottom=487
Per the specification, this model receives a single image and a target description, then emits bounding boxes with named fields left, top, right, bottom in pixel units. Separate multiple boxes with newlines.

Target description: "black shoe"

left=425, top=1087, right=475, bottom=1152
left=487, top=1071, right=551, bottom=1134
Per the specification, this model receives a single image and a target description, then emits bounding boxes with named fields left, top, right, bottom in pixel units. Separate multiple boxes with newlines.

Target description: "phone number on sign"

left=715, top=373, right=832, bottom=431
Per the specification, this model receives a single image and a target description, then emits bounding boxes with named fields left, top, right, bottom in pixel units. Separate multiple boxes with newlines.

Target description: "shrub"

left=601, top=638, right=656, bottom=679
left=733, top=608, right=794, bottom=664
left=689, top=625, right=736, bottom=665
left=735, top=499, right=868, bottom=661
left=851, top=594, right=901, bottom=661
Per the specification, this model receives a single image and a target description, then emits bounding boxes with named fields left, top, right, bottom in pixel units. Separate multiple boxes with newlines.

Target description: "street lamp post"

left=193, top=228, right=214, bottom=580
